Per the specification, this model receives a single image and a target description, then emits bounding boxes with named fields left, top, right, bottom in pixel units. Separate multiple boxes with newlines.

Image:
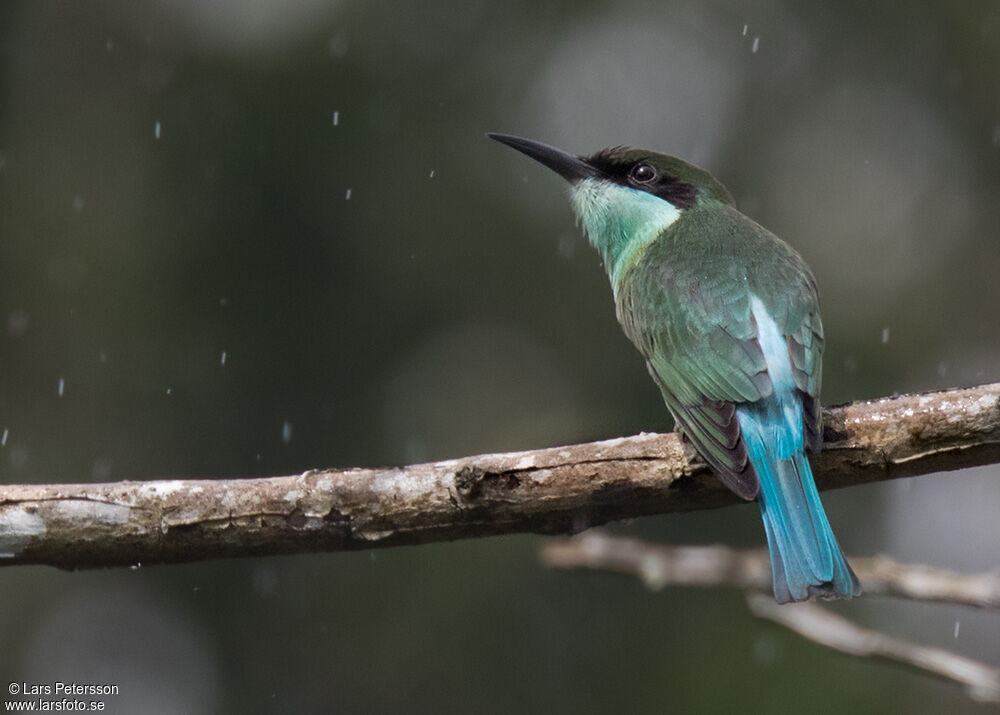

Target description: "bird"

left=488, top=132, right=861, bottom=603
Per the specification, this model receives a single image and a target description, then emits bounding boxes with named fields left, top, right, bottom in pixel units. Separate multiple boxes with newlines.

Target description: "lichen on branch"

left=0, top=383, right=998, bottom=569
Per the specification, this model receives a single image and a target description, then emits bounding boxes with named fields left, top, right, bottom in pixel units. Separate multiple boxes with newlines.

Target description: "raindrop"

left=557, top=233, right=576, bottom=260
left=937, top=361, right=948, bottom=377
left=98, top=351, right=107, bottom=363
left=345, top=188, right=352, bottom=200
left=154, top=121, right=162, bottom=140
left=105, top=39, right=115, bottom=52
left=282, top=421, right=293, bottom=444
left=9, top=444, right=28, bottom=468
left=219, top=297, right=230, bottom=307
left=403, top=437, right=426, bottom=463
left=753, top=633, right=778, bottom=665
left=428, top=170, right=435, bottom=179
left=954, top=620, right=960, bottom=638
left=742, top=24, right=748, bottom=36
left=57, top=378, right=65, bottom=397
left=220, top=351, right=227, bottom=366
left=1, top=428, right=7, bottom=447
left=881, top=327, right=890, bottom=344
left=328, top=34, right=350, bottom=59
left=91, top=458, right=113, bottom=481
left=253, top=565, right=278, bottom=596
left=166, top=387, right=172, bottom=395
left=332, top=110, right=339, bottom=126
left=751, top=36, right=760, bottom=53
left=72, top=195, right=85, bottom=212
left=7, top=310, right=28, bottom=336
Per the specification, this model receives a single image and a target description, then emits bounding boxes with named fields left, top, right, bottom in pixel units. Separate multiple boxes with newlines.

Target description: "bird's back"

left=617, top=203, right=819, bottom=343
left=613, top=202, right=825, bottom=496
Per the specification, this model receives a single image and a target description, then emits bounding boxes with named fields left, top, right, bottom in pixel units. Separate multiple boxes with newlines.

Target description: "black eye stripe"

left=584, top=150, right=698, bottom=209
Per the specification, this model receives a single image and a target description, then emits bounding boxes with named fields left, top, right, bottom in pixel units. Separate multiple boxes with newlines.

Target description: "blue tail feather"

left=738, top=401, right=861, bottom=603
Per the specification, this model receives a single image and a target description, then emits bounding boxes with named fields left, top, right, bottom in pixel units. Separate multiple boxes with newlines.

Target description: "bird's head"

left=488, top=133, right=734, bottom=285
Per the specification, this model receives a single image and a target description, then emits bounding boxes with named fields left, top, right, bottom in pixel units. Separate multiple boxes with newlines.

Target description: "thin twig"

left=540, top=532, right=1000, bottom=608
left=0, top=383, right=998, bottom=569
left=541, top=531, right=1000, bottom=704
left=746, top=594, right=1000, bottom=703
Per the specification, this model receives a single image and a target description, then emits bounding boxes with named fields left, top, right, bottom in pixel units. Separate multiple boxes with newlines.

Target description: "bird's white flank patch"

left=749, top=295, right=794, bottom=393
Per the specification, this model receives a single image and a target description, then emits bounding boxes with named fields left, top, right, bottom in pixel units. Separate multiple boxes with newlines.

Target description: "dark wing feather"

left=617, top=254, right=770, bottom=499
left=775, top=257, right=825, bottom=453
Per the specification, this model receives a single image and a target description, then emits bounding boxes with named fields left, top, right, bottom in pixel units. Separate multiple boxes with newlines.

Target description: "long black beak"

left=487, top=133, right=599, bottom=183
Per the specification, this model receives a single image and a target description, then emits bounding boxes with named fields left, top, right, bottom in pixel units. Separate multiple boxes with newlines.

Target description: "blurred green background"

left=1, top=1, right=999, bottom=713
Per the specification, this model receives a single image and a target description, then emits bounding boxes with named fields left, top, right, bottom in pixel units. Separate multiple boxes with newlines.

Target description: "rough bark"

left=1, top=383, right=998, bottom=569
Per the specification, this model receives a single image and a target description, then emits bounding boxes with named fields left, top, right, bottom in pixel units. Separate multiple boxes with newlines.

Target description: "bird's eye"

left=629, top=163, right=657, bottom=183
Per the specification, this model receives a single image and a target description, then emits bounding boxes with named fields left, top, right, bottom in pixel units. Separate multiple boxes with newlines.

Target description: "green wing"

left=616, top=207, right=824, bottom=499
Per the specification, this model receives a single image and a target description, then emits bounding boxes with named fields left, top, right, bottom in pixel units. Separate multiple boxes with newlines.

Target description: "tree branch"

left=746, top=595, right=1000, bottom=704
left=541, top=532, right=1000, bottom=703
left=540, top=533, right=1000, bottom=609
left=1, top=383, right=998, bottom=569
